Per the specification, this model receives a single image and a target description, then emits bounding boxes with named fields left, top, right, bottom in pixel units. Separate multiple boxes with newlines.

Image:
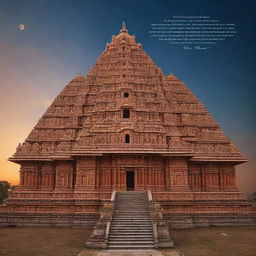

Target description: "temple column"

left=117, top=168, right=121, bottom=190
left=138, top=168, right=141, bottom=190
left=152, top=168, right=155, bottom=190
left=20, top=169, right=24, bottom=186
left=148, top=168, right=151, bottom=189
left=152, top=168, right=155, bottom=188
left=161, top=168, right=165, bottom=189
left=135, top=168, right=138, bottom=190
left=35, top=170, right=40, bottom=189
left=108, top=168, right=113, bottom=190
left=121, top=168, right=125, bottom=190
left=159, top=169, right=162, bottom=189
left=201, top=171, right=207, bottom=191
left=106, top=168, right=110, bottom=190
left=96, top=167, right=100, bottom=190
left=113, top=168, right=117, bottom=189
left=142, top=168, right=145, bottom=188
left=165, top=159, right=170, bottom=190
left=40, top=162, right=54, bottom=190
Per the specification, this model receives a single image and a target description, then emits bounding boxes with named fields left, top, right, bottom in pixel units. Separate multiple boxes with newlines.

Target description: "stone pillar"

left=148, top=167, right=152, bottom=188
left=142, top=167, right=145, bottom=188
left=34, top=170, right=39, bottom=189
left=116, top=168, right=120, bottom=190
left=40, top=162, right=54, bottom=190
left=166, top=156, right=190, bottom=191
left=112, top=168, right=117, bottom=189
left=188, top=162, right=202, bottom=191
left=121, top=168, right=125, bottom=190
left=165, top=160, right=170, bottom=191
left=137, top=168, right=142, bottom=190
left=20, top=168, right=24, bottom=186
left=96, top=167, right=100, bottom=190
left=75, top=156, right=97, bottom=191
left=135, top=168, right=138, bottom=190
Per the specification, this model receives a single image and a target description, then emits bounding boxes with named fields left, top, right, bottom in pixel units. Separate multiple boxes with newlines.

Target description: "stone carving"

left=20, top=142, right=31, bottom=153
left=150, top=199, right=174, bottom=248
left=86, top=200, right=114, bottom=248
left=31, top=142, right=41, bottom=153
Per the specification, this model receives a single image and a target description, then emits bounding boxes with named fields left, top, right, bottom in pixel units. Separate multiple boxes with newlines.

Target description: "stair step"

left=109, top=238, right=154, bottom=241
left=114, top=212, right=150, bottom=213
left=112, top=217, right=150, bottom=219
left=114, top=212, right=149, bottom=214
left=111, top=223, right=152, bottom=225
left=108, top=241, right=154, bottom=244
left=112, top=219, right=151, bottom=221
left=109, top=233, right=154, bottom=235
left=113, top=215, right=150, bottom=217
left=110, top=229, right=153, bottom=231
left=114, top=214, right=150, bottom=215
left=110, top=230, right=153, bottom=233
left=111, top=227, right=152, bottom=229
left=111, top=222, right=151, bottom=224
left=111, top=224, right=151, bottom=226
left=113, top=220, right=150, bottom=222
left=109, top=235, right=154, bottom=238
left=110, top=225, right=152, bottom=228
left=111, top=224, right=152, bottom=226
left=107, top=245, right=155, bottom=249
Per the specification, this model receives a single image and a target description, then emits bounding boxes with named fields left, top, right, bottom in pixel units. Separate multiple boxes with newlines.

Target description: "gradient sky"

left=0, top=0, right=255, bottom=194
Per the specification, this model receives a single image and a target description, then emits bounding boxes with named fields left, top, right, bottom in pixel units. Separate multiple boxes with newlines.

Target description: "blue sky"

left=0, top=0, right=255, bottom=192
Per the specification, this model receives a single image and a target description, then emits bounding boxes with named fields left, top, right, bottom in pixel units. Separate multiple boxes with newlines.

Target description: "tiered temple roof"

left=10, top=23, right=246, bottom=163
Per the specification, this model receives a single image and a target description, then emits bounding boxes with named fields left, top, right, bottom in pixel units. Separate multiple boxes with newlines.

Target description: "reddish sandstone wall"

left=188, top=162, right=236, bottom=191
left=15, top=155, right=238, bottom=195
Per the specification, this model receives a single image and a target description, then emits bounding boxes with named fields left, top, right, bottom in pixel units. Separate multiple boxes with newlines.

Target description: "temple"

left=0, top=23, right=255, bottom=228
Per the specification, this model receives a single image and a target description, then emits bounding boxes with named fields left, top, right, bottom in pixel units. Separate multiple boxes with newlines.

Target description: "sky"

left=0, top=0, right=255, bottom=194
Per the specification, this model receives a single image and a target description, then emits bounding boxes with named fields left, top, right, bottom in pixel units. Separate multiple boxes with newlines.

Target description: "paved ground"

left=77, top=249, right=181, bottom=256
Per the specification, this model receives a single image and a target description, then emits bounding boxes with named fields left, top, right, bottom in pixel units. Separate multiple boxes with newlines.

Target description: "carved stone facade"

left=1, top=23, right=255, bottom=228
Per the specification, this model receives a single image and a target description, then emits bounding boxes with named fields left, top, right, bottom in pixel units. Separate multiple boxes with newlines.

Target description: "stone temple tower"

left=1, top=23, right=254, bottom=228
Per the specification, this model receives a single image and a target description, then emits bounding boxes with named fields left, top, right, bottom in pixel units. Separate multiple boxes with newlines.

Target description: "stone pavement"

left=77, top=249, right=181, bottom=256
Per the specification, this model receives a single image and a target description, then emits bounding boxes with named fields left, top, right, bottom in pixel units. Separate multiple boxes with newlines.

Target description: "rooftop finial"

left=120, top=21, right=128, bottom=33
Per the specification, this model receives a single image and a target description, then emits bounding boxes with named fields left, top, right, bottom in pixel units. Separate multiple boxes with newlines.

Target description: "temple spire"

left=120, top=21, right=128, bottom=33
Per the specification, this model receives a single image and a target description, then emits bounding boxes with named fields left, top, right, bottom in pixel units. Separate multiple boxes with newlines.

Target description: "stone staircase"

left=108, top=191, right=155, bottom=249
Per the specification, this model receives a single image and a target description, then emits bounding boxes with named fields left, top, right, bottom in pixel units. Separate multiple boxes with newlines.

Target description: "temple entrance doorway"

left=126, top=170, right=134, bottom=191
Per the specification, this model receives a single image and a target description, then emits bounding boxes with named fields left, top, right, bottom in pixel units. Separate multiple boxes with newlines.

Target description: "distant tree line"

left=0, top=181, right=10, bottom=204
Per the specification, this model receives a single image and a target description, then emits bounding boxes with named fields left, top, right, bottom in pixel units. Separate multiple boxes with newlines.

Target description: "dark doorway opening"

left=126, top=171, right=134, bottom=191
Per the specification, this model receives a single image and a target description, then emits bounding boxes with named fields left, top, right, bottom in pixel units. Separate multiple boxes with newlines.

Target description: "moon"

left=19, top=24, right=25, bottom=31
